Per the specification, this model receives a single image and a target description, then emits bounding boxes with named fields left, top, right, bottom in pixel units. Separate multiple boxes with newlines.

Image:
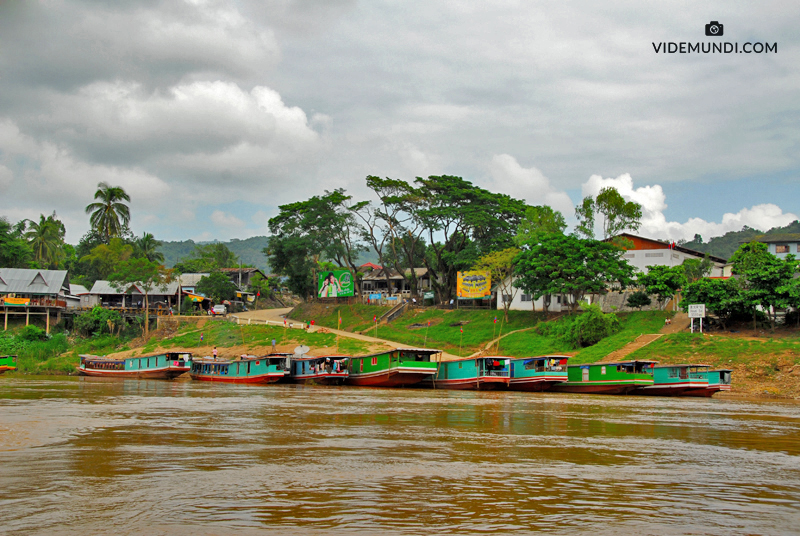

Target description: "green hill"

left=158, top=236, right=271, bottom=271
left=681, top=220, right=800, bottom=260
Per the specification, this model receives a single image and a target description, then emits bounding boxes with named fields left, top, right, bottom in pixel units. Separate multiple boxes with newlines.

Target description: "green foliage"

left=514, top=233, right=635, bottom=312
left=73, top=307, right=124, bottom=336
left=180, top=296, right=196, bottom=315
left=681, top=277, right=743, bottom=328
left=17, top=325, right=49, bottom=342
left=626, top=290, right=651, bottom=310
left=533, top=303, right=621, bottom=348
left=159, top=236, right=271, bottom=271
left=514, top=205, right=567, bottom=247
left=134, top=232, right=164, bottom=263
left=0, top=216, right=33, bottom=268
left=85, top=182, right=131, bottom=243
left=638, top=265, right=687, bottom=306
left=682, top=256, right=713, bottom=282
left=174, top=242, right=240, bottom=273
left=24, top=212, right=66, bottom=269
left=196, top=270, right=238, bottom=302
left=681, top=226, right=762, bottom=259
left=575, top=186, right=642, bottom=239
left=80, top=238, right=135, bottom=282
left=473, top=247, right=520, bottom=321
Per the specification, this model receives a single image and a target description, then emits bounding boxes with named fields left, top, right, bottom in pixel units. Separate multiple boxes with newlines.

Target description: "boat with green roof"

left=346, top=348, right=439, bottom=387
left=632, top=364, right=709, bottom=397
left=549, top=360, right=656, bottom=394
left=683, top=369, right=732, bottom=397
left=508, top=356, right=570, bottom=391
left=425, top=356, right=510, bottom=390
left=0, top=355, right=17, bottom=374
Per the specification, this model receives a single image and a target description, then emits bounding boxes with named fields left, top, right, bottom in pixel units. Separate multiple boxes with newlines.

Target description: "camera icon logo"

left=705, top=21, right=723, bottom=36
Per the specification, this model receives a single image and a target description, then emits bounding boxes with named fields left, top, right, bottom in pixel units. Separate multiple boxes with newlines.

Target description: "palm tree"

left=25, top=212, right=66, bottom=269
left=135, top=232, right=164, bottom=263
left=85, top=182, right=131, bottom=243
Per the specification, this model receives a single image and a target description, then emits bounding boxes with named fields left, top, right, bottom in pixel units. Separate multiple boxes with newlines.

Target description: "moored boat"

left=77, top=352, right=192, bottom=379
left=508, top=355, right=569, bottom=392
left=190, top=354, right=290, bottom=384
left=426, top=357, right=510, bottom=390
left=683, top=368, right=732, bottom=397
left=290, top=355, right=349, bottom=385
left=549, top=360, right=656, bottom=394
left=0, top=355, right=18, bottom=373
left=346, top=348, right=439, bottom=387
left=632, top=364, right=709, bottom=397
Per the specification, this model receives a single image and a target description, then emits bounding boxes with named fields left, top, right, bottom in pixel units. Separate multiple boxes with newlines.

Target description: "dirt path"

left=600, top=333, right=664, bottom=363
left=661, top=312, right=690, bottom=334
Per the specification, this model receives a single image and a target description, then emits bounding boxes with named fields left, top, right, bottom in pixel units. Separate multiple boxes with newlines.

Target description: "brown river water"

left=1, top=376, right=799, bottom=535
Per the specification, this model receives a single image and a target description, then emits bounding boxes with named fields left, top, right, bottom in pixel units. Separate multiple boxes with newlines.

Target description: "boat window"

left=721, top=371, right=731, bottom=384
left=679, top=368, right=689, bottom=379
left=601, top=366, right=606, bottom=375
left=582, top=368, right=589, bottom=382
left=458, top=361, right=462, bottom=369
left=372, top=357, right=378, bottom=366
left=668, top=368, right=678, bottom=378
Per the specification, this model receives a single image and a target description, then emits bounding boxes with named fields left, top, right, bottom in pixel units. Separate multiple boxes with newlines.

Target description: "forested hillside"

left=158, top=236, right=271, bottom=271
left=681, top=220, right=800, bottom=260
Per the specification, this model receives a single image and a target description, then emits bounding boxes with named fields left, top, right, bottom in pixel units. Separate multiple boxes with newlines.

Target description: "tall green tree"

left=514, top=205, right=567, bottom=247
left=0, top=217, right=34, bottom=268
left=108, top=258, right=173, bottom=338
left=415, top=175, right=526, bottom=302
left=85, top=182, right=131, bottom=243
left=681, top=277, right=743, bottom=329
left=24, top=212, right=66, bottom=269
left=730, top=242, right=797, bottom=330
left=134, top=232, right=164, bottom=263
left=473, top=247, right=521, bottom=321
left=575, top=186, right=642, bottom=239
left=514, top=233, right=635, bottom=313
left=637, top=265, right=687, bottom=309
left=682, top=256, right=713, bottom=283
left=81, top=238, right=135, bottom=282
left=196, top=270, right=238, bottom=303
left=267, top=189, right=365, bottom=298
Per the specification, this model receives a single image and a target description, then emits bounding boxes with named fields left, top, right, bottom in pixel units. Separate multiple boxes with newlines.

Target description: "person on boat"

left=319, top=272, right=342, bottom=297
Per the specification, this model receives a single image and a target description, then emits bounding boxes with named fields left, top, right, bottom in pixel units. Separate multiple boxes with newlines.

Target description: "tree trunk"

left=144, top=293, right=149, bottom=339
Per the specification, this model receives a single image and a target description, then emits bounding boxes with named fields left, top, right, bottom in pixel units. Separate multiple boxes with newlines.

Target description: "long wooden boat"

left=346, top=348, right=439, bottom=387
left=77, top=352, right=192, bottom=379
left=549, top=360, right=657, bottom=394
left=683, top=369, right=732, bottom=397
left=0, top=355, right=18, bottom=374
left=425, top=357, right=510, bottom=390
left=190, top=355, right=289, bottom=384
left=508, top=355, right=569, bottom=391
left=290, top=355, right=349, bottom=385
left=631, top=364, right=709, bottom=396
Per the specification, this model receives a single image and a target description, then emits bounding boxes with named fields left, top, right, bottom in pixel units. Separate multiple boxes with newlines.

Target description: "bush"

left=626, top=290, right=651, bottom=310
left=564, top=303, right=621, bottom=348
left=17, top=325, right=48, bottom=342
left=74, top=307, right=123, bottom=336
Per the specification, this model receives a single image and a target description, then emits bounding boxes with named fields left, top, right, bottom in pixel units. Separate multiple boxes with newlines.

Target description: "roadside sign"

left=688, top=304, right=706, bottom=318
left=423, top=291, right=434, bottom=300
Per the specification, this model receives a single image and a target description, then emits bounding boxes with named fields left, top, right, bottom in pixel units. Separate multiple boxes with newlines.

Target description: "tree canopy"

left=575, top=186, right=642, bottom=239
left=85, top=182, right=131, bottom=243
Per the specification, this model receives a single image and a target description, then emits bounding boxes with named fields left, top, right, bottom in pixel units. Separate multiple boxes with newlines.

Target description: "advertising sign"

left=423, top=291, right=435, bottom=300
left=456, top=271, right=491, bottom=299
left=318, top=270, right=355, bottom=298
left=687, top=304, right=706, bottom=318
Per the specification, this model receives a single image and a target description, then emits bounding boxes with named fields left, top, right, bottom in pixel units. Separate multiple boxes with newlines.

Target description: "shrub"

left=563, top=303, right=621, bottom=348
left=626, top=290, right=652, bottom=310
left=17, top=325, right=48, bottom=342
left=74, top=307, right=123, bottom=336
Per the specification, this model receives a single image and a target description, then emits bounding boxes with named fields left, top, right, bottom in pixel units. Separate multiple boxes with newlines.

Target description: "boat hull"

left=429, top=376, right=509, bottom=390
left=682, top=384, right=729, bottom=397
left=550, top=381, right=650, bottom=395
left=77, top=366, right=189, bottom=379
left=508, top=375, right=568, bottom=392
left=0, top=366, right=17, bottom=374
left=346, top=367, right=435, bottom=387
left=292, top=372, right=348, bottom=386
left=632, top=381, right=707, bottom=397
left=190, top=372, right=285, bottom=384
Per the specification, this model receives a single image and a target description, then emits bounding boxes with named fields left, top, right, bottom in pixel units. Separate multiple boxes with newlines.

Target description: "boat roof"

left=710, top=369, right=733, bottom=372
left=573, top=360, right=659, bottom=367
left=194, top=355, right=286, bottom=364
left=292, top=355, right=351, bottom=361
left=509, top=355, right=572, bottom=360
left=654, top=363, right=709, bottom=368
left=357, top=347, right=442, bottom=358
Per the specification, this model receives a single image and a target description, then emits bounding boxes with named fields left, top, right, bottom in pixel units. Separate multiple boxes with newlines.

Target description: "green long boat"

left=683, top=368, right=732, bottom=397
left=549, top=360, right=657, bottom=394
left=0, top=355, right=17, bottom=374
left=632, top=364, right=709, bottom=397
left=346, top=348, right=440, bottom=387
left=425, top=357, right=510, bottom=390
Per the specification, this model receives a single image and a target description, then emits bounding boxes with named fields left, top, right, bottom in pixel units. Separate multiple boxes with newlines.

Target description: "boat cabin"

left=292, top=355, right=349, bottom=376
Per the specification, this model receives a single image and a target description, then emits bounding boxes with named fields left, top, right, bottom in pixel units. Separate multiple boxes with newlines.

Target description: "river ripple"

left=1, top=376, right=799, bottom=535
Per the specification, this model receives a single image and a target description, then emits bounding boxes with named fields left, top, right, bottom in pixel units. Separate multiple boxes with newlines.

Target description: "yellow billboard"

left=457, top=271, right=491, bottom=299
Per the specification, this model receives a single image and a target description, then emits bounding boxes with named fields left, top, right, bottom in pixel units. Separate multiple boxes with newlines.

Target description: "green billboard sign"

left=318, top=270, right=355, bottom=298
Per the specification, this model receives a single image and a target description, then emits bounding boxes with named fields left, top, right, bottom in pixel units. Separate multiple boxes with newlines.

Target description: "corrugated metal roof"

left=89, top=280, right=180, bottom=295
left=70, top=284, right=89, bottom=295
left=178, top=273, right=209, bottom=286
left=0, top=269, right=69, bottom=295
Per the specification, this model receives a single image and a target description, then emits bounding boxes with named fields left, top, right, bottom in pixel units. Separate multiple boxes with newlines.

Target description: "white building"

left=495, top=278, right=569, bottom=313
left=611, top=233, right=728, bottom=276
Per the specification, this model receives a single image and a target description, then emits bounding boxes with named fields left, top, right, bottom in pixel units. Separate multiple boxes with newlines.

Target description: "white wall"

left=495, top=277, right=566, bottom=312
left=622, top=248, right=725, bottom=276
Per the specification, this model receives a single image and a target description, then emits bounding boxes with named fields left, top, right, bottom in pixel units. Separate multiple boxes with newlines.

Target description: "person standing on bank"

left=213, top=347, right=218, bottom=359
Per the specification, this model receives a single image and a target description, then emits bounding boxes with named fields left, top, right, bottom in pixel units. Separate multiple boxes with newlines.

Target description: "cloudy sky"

left=1, top=0, right=798, bottom=244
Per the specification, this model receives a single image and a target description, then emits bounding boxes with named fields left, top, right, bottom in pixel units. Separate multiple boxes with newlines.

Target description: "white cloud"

left=581, top=173, right=799, bottom=241
left=488, top=154, right=574, bottom=214
left=210, top=210, right=245, bottom=228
